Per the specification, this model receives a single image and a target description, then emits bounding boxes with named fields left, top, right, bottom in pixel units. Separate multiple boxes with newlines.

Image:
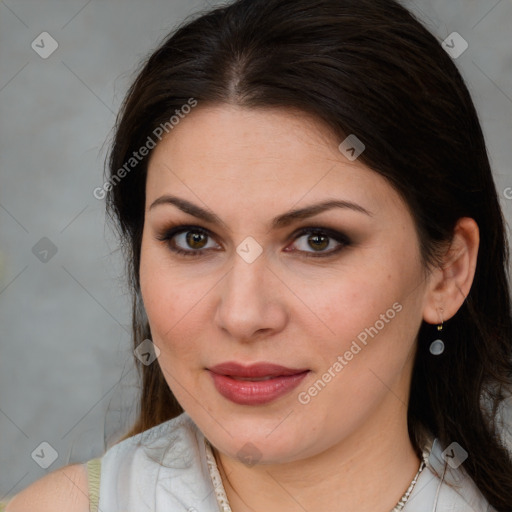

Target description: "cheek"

left=139, top=238, right=206, bottom=364
left=299, top=250, right=424, bottom=370
left=294, top=274, right=422, bottom=431
left=296, top=268, right=393, bottom=337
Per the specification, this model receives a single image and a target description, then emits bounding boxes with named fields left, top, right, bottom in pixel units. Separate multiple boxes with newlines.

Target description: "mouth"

left=207, top=361, right=310, bottom=405
left=229, top=375, right=277, bottom=381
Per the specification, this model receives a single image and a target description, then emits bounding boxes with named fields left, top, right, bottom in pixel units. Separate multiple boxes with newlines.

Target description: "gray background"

left=1, top=0, right=511, bottom=499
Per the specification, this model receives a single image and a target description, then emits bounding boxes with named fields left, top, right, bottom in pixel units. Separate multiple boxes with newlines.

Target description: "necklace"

left=391, top=458, right=426, bottom=511
left=204, top=439, right=427, bottom=512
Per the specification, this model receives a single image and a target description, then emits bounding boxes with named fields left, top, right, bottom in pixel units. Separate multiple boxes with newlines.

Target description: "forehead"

left=145, top=105, right=405, bottom=221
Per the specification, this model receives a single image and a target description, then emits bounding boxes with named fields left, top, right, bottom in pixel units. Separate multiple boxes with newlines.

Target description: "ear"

left=423, top=217, right=479, bottom=324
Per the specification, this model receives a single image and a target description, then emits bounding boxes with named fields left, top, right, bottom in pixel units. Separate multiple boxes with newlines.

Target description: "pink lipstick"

left=208, top=362, right=309, bottom=405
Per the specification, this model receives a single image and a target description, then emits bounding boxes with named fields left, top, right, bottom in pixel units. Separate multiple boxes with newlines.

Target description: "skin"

left=138, top=105, right=479, bottom=512
left=6, top=105, right=479, bottom=512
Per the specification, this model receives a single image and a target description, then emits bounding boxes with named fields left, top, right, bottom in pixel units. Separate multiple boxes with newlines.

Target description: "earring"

left=429, top=312, right=445, bottom=355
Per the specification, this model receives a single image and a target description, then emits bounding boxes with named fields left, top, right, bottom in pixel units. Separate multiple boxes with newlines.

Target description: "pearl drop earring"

left=429, top=317, right=445, bottom=355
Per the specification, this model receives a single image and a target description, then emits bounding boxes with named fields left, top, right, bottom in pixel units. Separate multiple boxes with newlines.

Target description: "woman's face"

left=140, top=105, right=431, bottom=464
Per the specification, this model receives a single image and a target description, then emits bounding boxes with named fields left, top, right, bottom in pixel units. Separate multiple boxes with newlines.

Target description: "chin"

left=200, top=412, right=317, bottom=464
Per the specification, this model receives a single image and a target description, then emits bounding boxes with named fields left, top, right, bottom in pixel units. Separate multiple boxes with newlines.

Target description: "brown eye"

left=186, top=231, right=208, bottom=249
left=158, top=225, right=349, bottom=259
left=307, top=233, right=329, bottom=251
left=285, top=227, right=350, bottom=258
left=156, top=225, right=221, bottom=256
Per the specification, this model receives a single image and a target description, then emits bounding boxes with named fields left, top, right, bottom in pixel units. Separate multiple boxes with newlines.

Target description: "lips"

left=208, top=362, right=310, bottom=405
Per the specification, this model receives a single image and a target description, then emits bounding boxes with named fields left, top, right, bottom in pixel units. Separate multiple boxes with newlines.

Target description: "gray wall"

left=1, top=0, right=511, bottom=498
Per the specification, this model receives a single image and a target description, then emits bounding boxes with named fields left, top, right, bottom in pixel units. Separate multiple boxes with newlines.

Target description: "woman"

left=6, top=0, right=512, bottom=510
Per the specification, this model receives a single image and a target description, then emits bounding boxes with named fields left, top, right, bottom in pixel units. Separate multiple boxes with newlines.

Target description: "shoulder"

left=103, top=412, right=197, bottom=462
left=413, top=435, right=494, bottom=512
left=5, top=463, right=89, bottom=512
left=96, top=413, right=220, bottom=511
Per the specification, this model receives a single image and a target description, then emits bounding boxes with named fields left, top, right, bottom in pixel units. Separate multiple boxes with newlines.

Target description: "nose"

left=214, top=251, right=288, bottom=342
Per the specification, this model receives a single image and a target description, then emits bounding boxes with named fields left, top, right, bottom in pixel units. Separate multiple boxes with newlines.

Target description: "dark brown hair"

left=106, top=0, right=512, bottom=508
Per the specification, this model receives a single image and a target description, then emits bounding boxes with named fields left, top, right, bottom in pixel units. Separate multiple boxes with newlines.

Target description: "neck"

left=213, top=397, right=421, bottom=512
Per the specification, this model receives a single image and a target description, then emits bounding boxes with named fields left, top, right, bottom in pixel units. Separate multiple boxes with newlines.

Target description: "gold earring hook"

left=437, top=308, right=444, bottom=331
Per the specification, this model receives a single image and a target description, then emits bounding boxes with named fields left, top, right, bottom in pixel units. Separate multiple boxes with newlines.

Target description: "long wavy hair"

left=105, top=0, right=512, bottom=508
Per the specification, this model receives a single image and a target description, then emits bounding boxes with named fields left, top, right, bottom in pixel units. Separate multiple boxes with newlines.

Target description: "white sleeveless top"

left=96, top=412, right=495, bottom=511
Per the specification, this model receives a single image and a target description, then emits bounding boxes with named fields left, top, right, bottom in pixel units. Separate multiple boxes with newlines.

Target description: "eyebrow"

left=149, top=194, right=372, bottom=229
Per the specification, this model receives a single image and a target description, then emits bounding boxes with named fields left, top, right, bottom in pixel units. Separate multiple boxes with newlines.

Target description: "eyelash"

left=156, top=224, right=351, bottom=259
